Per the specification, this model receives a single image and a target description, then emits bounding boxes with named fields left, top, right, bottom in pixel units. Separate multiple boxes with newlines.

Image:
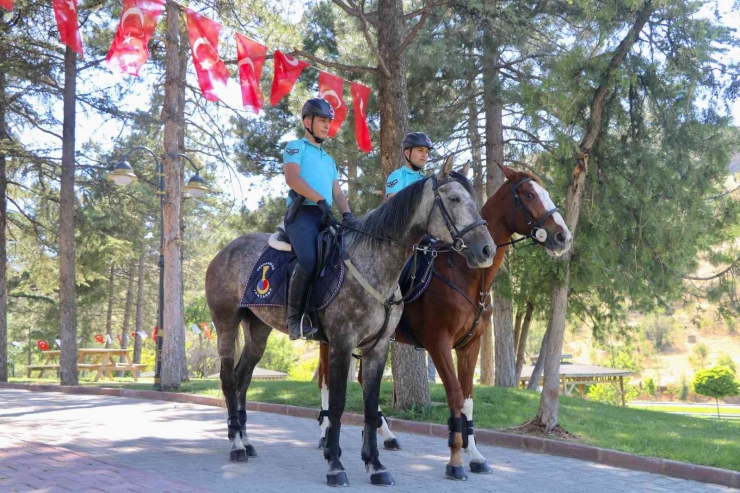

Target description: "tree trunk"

left=466, top=49, right=484, bottom=206
left=377, top=0, right=409, bottom=179
left=177, top=23, right=189, bottom=383
left=160, top=0, right=183, bottom=391
left=133, top=251, right=146, bottom=365
left=514, top=309, right=524, bottom=352
left=391, top=343, right=430, bottom=409
left=376, top=0, right=429, bottom=407
left=527, top=319, right=550, bottom=391
left=119, top=259, right=136, bottom=376
left=515, top=300, right=534, bottom=380
left=482, top=29, right=516, bottom=386
left=535, top=2, right=655, bottom=432
left=105, top=265, right=115, bottom=349
left=0, top=18, right=7, bottom=383
left=59, top=46, right=78, bottom=386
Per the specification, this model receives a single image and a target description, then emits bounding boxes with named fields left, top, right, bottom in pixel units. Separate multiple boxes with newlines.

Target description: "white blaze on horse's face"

left=530, top=181, right=573, bottom=258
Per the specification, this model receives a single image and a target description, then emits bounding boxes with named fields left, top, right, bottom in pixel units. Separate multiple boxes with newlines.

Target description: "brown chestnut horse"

left=316, top=163, right=573, bottom=480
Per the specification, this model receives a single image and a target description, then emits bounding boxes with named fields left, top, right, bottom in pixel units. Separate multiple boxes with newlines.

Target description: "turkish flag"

left=94, top=334, right=104, bottom=344
left=153, top=326, right=158, bottom=341
left=53, top=0, right=83, bottom=57
left=37, top=340, right=49, bottom=351
left=270, top=50, right=308, bottom=106
left=235, top=33, right=267, bottom=113
left=1, top=0, right=12, bottom=11
left=185, top=8, right=231, bottom=102
left=106, top=0, right=164, bottom=76
left=318, top=71, right=347, bottom=138
left=351, top=82, right=372, bottom=153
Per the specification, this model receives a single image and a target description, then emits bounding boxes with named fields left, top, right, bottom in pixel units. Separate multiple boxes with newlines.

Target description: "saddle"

left=239, top=224, right=346, bottom=333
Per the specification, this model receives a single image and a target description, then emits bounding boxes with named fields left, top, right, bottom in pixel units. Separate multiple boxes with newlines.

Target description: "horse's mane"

left=347, top=170, right=476, bottom=247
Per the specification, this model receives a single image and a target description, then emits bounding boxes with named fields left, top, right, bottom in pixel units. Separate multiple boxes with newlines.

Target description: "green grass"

left=628, top=403, right=740, bottom=415
left=10, top=377, right=740, bottom=472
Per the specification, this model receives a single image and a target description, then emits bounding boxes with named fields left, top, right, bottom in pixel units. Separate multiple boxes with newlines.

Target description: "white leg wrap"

left=462, top=397, right=486, bottom=463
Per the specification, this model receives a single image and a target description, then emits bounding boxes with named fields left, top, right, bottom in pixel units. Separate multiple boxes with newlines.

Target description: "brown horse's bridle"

left=497, top=177, right=560, bottom=248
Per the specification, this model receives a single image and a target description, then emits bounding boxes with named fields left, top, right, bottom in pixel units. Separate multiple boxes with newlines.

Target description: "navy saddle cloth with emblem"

left=398, top=244, right=436, bottom=304
left=238, top=238, right=345, bottom=311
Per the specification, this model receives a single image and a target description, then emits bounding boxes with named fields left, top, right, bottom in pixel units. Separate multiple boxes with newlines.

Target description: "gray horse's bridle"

left=430, top=174, right=489, bottom=252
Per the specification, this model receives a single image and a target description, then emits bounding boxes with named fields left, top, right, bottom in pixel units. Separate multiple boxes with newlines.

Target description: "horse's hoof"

left=445, top=464, right=468, bottom=481
left=318, top=437, right=327, bottom=450
left=245, top=444, right=258, bottom=457
left=370, top=471, right=395, bottom=486
left=469, top=460, right=493, bottom=474
left=383, top=438, right=400, bottom=451
left=326, top=471, right=349, bottom=487
left=230, top=449, right=248, bottom=463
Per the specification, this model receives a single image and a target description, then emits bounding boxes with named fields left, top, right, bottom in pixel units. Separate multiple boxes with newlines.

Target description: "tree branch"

left=331, top=0, right=390, bottom=77
left=289, top=50, right=377, bottom=75
left=399, top=1, right=450, bottom=54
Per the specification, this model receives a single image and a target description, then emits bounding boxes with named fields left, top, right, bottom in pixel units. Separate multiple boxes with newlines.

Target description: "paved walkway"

left=0, top=389, right=736, bottom=493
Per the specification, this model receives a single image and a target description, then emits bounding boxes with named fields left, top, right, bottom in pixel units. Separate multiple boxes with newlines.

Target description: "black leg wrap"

left=324, top=445, right=342, bottom=461
left=467, top=419, right=474, bottom=435
left=238, top=410, right=247, bottom=427
left=227, top=416, right=242, bottom=440
left=460, top=413, right=469, bottom=449
left=376, top=410, right=384, bottom=429
left=447, top=415, right=463, bottom=447
left=317, top=409, right=330, bottom=425
left=361, top=424, right=379, bottom=464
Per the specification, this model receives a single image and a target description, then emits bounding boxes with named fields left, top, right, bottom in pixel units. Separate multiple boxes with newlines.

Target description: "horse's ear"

left=460, top=161, right=471, bottom=177
left=438, top=154, right=455, bottom=179
left=497, top=161, right=516, bottom=181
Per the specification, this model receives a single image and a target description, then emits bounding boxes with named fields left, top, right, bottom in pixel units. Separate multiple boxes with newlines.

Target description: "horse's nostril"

left=556, top=232, right=566, bottom=244
left=482, top=245, right=492, bottom=259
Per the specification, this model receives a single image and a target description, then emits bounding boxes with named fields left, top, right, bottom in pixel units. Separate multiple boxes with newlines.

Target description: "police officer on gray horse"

left=283, top=98, right=354, bottom=340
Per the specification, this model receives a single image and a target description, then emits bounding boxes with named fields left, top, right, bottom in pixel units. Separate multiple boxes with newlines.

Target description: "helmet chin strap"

left=305, top=116, right=324, bottom=144
left=404, top=150, right=422, bottom=171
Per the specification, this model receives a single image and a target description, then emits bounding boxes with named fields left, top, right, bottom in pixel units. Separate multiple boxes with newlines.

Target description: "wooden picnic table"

left=28, top=348, right=146, bottom=382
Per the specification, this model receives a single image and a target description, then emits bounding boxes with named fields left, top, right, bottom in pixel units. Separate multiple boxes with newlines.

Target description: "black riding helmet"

left=402, top=132, right=433, bottom=170
left=302, top=98, right=334, bottom=144
left=403, top=132, right=434, bottom=151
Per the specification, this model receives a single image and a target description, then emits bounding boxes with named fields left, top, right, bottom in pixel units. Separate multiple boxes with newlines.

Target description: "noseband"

left=430, top=174, right=489, bottom=252
left=497, top=177, right=560, bottom=248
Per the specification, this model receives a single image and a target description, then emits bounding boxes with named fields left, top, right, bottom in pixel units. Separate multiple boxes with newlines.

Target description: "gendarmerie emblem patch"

left=286, top=148, right=299, bottom=155
left=387, top=179, right=398, bottom=188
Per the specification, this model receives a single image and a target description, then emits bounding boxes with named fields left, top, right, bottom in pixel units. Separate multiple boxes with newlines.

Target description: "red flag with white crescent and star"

left=235, top=33, right=267, bottom=113
left=52, top=0, right=84, bottom=57
left=1, top=0, right=13, bottom=12
left=185, top=8, right=231, bottom=102
left=106, top=0, right=164, bottom=76
left=318, top=71, right=347, bottom=138
left=350, top=82, right=372, bottom=153
left=270, top=50, right=308, bottom=106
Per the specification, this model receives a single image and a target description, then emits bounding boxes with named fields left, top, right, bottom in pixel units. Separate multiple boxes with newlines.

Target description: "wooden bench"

left=30, top=349, right=147, bottom=381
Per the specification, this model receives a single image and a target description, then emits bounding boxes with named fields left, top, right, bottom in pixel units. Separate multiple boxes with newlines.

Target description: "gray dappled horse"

left=205, top=156, right=495, bottom=487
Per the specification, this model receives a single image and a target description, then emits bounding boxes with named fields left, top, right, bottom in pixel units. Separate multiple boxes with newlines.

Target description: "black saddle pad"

left=399, top=247, right=435, bottom=304
left=238, top=242, right=345, bottom=310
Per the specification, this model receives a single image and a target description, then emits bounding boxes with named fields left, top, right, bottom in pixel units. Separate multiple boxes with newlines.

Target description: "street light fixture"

left=107, top=146, right=207, bottom=390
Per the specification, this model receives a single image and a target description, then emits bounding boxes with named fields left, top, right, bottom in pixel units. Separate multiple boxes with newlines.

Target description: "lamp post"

left=108, top=146, right=207, bottom=390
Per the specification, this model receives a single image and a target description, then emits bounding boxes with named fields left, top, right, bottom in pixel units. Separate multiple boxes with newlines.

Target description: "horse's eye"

left=525, top=193, right=535, bottom=200
left=449, top=196, right=460, bottom=203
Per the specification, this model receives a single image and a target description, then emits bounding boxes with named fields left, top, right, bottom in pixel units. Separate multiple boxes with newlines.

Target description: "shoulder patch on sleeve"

left=286, top=148, right=299, bottom=155
left=386, top=179, right=398, bottom=188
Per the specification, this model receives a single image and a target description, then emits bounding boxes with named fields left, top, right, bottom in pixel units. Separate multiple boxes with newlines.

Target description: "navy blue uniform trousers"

left=285, top=205, right=323, bottom=277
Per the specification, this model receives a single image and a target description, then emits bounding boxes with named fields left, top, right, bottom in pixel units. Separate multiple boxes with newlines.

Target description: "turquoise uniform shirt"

left=283, top=137, right=338, bottom=206
left=386, top=165, right=425, bottom=196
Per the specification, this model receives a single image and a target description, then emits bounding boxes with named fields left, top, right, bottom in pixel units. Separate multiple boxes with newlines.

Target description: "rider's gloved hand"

left=316, top=200, right=335, bottom=226
left=342, top=212, right=355, bottom=223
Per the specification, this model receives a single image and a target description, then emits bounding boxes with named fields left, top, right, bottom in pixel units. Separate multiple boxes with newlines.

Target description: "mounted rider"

left=283, top=98, right=353, bottom=340
left=385, top=132, right=433, bottom=198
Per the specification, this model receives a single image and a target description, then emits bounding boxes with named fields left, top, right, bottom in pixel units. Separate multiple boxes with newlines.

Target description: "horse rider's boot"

left=287, top=264, right=319, bottom=340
